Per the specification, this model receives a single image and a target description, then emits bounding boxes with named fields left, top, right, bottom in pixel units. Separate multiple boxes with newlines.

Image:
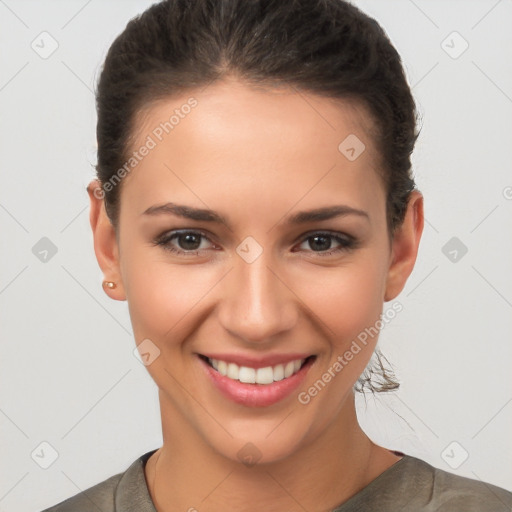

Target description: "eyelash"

left=152, top=229, right=358, bottom=258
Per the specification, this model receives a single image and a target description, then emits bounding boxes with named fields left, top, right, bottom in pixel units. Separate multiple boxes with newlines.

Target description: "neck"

left=145, top=391, right=399, bottom=512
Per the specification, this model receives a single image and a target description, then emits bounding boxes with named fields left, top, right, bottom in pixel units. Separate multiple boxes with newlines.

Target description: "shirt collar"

left=115, top=449, right=158, bottom=511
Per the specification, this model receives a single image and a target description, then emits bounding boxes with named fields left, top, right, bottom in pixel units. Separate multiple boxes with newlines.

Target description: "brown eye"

left=296, top=232, right=357, bottom=257
left=154, top=230, right=214, bottom=255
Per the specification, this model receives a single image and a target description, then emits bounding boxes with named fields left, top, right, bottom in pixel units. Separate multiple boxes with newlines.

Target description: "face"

left=89, top=77, right=423, bottom=465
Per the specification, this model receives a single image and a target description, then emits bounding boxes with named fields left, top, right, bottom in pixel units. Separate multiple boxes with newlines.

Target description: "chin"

left=219, top=432, right=307, bottom=467
left=202, top=403, right=336, bottom=468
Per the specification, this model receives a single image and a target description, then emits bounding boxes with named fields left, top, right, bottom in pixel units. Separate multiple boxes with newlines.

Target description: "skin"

left=87, top=76, right=424, bottom=512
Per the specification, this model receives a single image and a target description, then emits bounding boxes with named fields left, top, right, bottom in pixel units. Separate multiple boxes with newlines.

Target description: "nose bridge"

left=218, top=249, right=297, bottom=343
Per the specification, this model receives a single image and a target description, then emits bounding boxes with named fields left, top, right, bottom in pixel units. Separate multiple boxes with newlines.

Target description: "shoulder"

left=38, top=449, right=157, bottom=512
left=426, top=459, right=512, bottom=511
left=396, top=455, right=512, bottom=511
left=335, top=454, right=512, bottom=512
left=39, top=472, right=123, bottom=512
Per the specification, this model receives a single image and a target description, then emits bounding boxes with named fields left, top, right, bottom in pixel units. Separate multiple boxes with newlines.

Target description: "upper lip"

left=198, top=352, right=315, bottom=369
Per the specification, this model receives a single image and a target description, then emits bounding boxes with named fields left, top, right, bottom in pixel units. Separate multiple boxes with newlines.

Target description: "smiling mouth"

left=198, top=355, right=316, bottom=385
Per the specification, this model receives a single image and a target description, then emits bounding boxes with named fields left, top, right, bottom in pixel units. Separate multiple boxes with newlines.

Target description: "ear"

left=87, top=179, right=126, bottom=301
left=384, top=190, right=424, bottom=302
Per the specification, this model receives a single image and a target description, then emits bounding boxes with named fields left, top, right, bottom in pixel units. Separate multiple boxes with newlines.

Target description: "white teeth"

left=227, top=362, right=239, bottom=379
left=284, top=361, right=295, bottom=378
left=273, top=364, right=284, bottom=381
left=208, top=357, right=306, bottom=384
left=239, top=366, right=256, bottom=383
left=255, top=366, right=274, bottom=385
left=217, top=360, right=228, bottom=376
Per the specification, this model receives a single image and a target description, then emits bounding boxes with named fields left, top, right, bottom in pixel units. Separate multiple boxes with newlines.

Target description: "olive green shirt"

left=40, top=449, right=512, bottom=511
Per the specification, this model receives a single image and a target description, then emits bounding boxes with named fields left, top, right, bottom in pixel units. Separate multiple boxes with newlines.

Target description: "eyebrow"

left=142, top=202, right=369, bottom=226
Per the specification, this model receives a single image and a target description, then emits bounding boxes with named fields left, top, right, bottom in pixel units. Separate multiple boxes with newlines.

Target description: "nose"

left=217, top=251, right=299, bottom=344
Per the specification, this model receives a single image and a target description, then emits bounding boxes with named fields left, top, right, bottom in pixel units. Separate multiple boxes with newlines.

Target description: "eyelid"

left=153, top=228, right=357, bottom=256
left=153, top=229, right=218, bottom=251
left=292, top=230, right=357, bottom=256
left=294, top=229, right=354, bottom=244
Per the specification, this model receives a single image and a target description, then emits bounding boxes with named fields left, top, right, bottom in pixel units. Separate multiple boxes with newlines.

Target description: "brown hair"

left=94, top=0, right=420, bottom=392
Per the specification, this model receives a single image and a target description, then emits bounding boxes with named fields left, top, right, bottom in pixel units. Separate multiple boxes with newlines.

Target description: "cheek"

left=293, top=258, right=386, bottom=348
left=122, top=245, right=220, bottom=342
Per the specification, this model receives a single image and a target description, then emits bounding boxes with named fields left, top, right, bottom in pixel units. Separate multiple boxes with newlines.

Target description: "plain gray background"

left=1, top=0, right=511, bottom=510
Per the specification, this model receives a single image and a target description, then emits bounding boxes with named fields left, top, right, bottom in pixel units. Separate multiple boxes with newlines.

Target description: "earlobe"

left=384, top=190, right=424, bottom=302
left=87, top=180, right=126, bottom=301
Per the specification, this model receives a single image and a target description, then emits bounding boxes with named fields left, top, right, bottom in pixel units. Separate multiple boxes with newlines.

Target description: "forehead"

left=120, top=78, right=385, bottom=224
left=132, top=77, right=379, bottom=160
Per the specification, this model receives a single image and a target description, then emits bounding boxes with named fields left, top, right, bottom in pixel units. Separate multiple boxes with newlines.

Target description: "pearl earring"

left=103, top=281, right=117, bottom=289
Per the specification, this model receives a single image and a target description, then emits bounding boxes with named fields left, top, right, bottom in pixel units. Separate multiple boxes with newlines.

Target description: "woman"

left=42, top=0, right=512, bottom=510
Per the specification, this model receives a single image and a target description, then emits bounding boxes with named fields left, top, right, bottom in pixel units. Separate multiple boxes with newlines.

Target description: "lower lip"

left=198, top=356, right=315, bottom=407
